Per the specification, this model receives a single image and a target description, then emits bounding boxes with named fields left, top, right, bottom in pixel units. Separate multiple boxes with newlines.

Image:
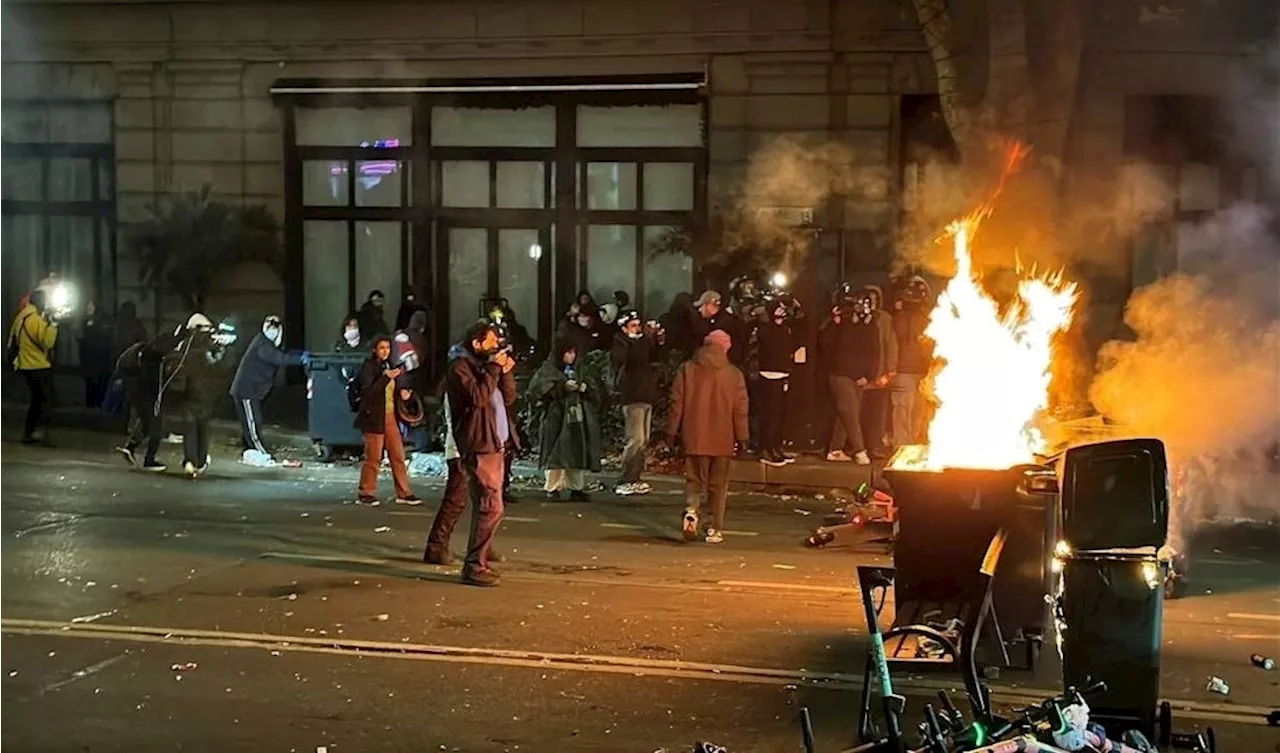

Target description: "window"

left=432, top=106, right=556, bottom=148
left=496, top=162, right=546, bottom=209
left=295, top=107, right=412, bottom=147
left=642, top=162, right=694, bottom=211
left=498, top=229, right=542, bottom=338
left=584, top=225, right=637, bottom=304
left=302, top=221, right=348, bottom=352
left=1, top=100, right=116, bottom=355
left=642, top=226, right=692, bottom=317
left=441, top=161, right=490, bottom=208
left=447, top=228, right=489, bottom=345
left=577, top=105, right=702, bottom=147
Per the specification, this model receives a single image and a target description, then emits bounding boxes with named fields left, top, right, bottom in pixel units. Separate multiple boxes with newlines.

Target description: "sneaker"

left=634, top=481, right=652, bottom=494
left=681, top=509, right=699, bottom=542
left=759, top=451, right=788, bottom=468
left=545, top=490, right=561, bottom=501
left=357, top=494, right=380, bottom=506
left=395, top=495, right=423, bottom=506
left=853, top=451, right=871, bottom=466
left=614, top=483, right=638, bottom=496
left=196, top=463, right=208, bottom=475
left=141, top=459, right=166, bottom=472
left=116, top=446, right=137, bottom=467
left=461, top=568, right=501, bottom=587
left=182, top=461, right=198, bottom=478
left=704, top=528, right=724, bottom=544
left=569, top=490, right=590, bottom=502
left=782, top=454, right=797, bottom=465
left=826, top=450, right=852, bottom=462
left=423, top=549, right=455, bottom=566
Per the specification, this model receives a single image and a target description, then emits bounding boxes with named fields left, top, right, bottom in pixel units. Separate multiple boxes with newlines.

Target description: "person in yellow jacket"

left=8, top=289, right=60, bottom=444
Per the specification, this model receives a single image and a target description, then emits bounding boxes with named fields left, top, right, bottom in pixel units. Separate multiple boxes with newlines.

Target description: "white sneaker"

left=681, top=509, right=699, bottom=541
left=826, top=450, right=852, bottom=462
left=614, top=483, right=637, bottom=496
left=634, top=482, right=651, bottom=494
left=704, top=528, right=724, bottom=544
left=241, top=449, right=278, bottom=467
left=853, top=451, right=871, bottom=465
left=182, top=461, right=198, bottom=478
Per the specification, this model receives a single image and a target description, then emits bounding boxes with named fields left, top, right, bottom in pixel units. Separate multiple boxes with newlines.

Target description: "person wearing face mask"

left=818, top=289, right=880, bottom=465
left=529, top=340, right=602, bottom=501
left=753, top=295, right=803, bottom=468
left=353, top=336, right=421, bottom=506
left=335, top=314, right=364, bottom=352
left=861, top=284, right=899, bottom=458
left=165, top=313, right=237, bottom=478
left=356, top=290, right=391, bottom=341
left=610, top=310, right=666, bottom=495
left=228, top=315, right=309, bottom=466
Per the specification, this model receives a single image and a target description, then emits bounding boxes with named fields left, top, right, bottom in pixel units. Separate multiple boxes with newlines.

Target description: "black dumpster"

left=883, top=461, right=1059, bottom=642
left=305, top=352, right=367, bottom=460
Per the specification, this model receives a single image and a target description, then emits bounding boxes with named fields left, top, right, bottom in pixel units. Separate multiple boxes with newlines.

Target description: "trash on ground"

left=1205, top=676, right=1229, bottom=695
left=375, top=614, right=389, bottom=621
left=171, top=662, right=198, bottom=672
left=1250, top=653, right=1275, bottom=670
left=771, top=564, right=796, bottom=570
left=374, top=526, right=391, bottom=533
left=792, top=508, right=811, bottom=516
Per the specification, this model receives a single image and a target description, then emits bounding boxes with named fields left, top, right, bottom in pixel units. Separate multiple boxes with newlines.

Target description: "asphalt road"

left=2, top=428, right=1278, bottom=752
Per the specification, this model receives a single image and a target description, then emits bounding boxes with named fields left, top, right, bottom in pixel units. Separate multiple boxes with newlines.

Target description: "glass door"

left=437, top=222, right=552, bottom=351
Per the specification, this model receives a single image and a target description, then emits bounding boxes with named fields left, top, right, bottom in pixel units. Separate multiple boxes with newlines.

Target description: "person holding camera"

left=530, top=340, right=602, bottom=501
left=610, top=311, right=666, bottom=496
left=440, top=321, right=517, bottom=588
left=353, top=336, right=421, bottom=506
left=818, top=287, right=881, bottom=466
left=8, top=289, right=60, bottom=445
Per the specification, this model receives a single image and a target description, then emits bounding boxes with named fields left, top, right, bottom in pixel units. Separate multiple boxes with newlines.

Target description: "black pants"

left=756, top=377, right=788, bottom=455
left=183, top=417, right=210, bottom=467
left=21, top=368, right=52, bottom=439
left=234, top=397, right=268, bottom=454
left=124, top=394, right=164, bottom=464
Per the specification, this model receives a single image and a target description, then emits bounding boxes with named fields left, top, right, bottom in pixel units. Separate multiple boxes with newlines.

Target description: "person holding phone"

left=353, top=336, right=421, bottom=506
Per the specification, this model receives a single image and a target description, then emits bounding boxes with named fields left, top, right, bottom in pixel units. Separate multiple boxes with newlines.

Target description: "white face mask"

left=343, top=329, right=360, bottom=347
left=264, top=326, right=282, bottom=346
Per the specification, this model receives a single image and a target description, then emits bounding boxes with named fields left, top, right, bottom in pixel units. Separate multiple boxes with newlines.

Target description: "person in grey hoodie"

left=228, top=315, right=308, bottom=462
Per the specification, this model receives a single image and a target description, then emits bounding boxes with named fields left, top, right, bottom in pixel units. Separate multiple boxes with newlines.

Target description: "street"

left=2, top=428, right=1278, bottom=752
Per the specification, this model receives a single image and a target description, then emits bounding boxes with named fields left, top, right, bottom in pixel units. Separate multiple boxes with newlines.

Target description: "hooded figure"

left=113, top=301, right=148, bottom=357
left=165, top=313, right=236, bottom=477
left=335, top=313, right=364, bottom=353
left=229, top=315, right=307, bottom=463
left=667, top=330, right=749, bottom=544
left=356, top=290, right=391, bottom=341
left=891, top=275, right=934, bottom=445
left=394, top=286, right=429, bottom=332
left=529, top=340, right=603, bottom=501
left=818, top=291, right=879, bottom=465
left=554, top=303, right=600, bottom=357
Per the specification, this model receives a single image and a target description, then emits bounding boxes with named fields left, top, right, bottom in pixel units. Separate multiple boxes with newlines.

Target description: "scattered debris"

left=792, top=509, right=811, bottom=516
left=771, top=564, right=796, bottom=570
left=286, top=593, right=298, bottom=601
left=375, top=614, right=389, bottom=622
left=1205, top=676, right=1229, bottom=695
left=170, top=663, right=198, bottom=672
left=70, top=609, right=118, bottom=624
left=1251, top=653, right=1275, bottom=671
left=374, top=526, right=391, bottom=533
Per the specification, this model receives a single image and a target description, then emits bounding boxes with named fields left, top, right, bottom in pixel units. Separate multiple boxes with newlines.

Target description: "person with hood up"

left=356, top=290, right=391, bottom=341
left=753, top=295, right=804, bottom=467
left=164, top=313, right=237, bottom=477
left=441, top=320, right=517, bottom=587
left=667, top=329, right=749, bottom=544
left=353, top=336, right=421, bottom=506
left=335, top=313, right=365, bottom=352
left=529, top=340, right=603, bottom=501
left=114, top=322, right=185, bottom=470
left=394, top=286, right=429, bottom=332
left=610, top=310, right=665, bottom=495
left=8, top=289, right=60, bottom=445
left=228, top=315, right=309, bottom=466
left=891, top=275, right=934, bottom=446
left=112, top=301, right=148, bottom=357
left=554, top=303, right=600, bottom=357
left=819, top=290, right=881, bottom=465
left=861, top=284, right=899, bottom=458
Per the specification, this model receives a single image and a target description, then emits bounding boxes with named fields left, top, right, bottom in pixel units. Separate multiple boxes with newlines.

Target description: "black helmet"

left=835, top=282, right=858, bottom=306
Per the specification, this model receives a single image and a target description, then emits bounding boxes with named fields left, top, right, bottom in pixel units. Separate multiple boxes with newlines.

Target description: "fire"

left=892, top=215, right=1079, bottom=472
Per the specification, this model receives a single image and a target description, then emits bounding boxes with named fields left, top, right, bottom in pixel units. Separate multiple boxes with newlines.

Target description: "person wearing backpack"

left=8, top=289, right=61, bottom=445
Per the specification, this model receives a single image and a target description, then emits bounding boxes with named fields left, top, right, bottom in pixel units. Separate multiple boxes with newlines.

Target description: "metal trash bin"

left=305, top=352, right=367, bottom=460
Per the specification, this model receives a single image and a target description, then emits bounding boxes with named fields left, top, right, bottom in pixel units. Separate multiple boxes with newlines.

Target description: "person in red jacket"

left=667, top=329, right=749, bottom=544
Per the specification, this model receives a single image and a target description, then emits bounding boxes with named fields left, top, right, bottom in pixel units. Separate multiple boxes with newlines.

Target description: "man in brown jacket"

left=667, top=329, right=749, bottom=543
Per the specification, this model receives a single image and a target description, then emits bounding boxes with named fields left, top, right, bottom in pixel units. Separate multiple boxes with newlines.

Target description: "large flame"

left=892, top=214, right=1080, bottom=472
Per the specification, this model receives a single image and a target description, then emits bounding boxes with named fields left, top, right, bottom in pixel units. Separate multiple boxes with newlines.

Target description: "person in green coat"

left=528, top=339, right=603, bottom=501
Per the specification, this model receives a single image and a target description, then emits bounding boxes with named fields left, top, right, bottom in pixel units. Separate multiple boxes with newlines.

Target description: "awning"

left=270, top=72, right=706, bottom=96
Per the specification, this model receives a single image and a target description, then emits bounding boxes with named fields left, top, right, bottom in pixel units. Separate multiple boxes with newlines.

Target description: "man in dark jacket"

left=165, top=313, right=236, bottom=477
left=394, top=286, right=428, bottom=332
left=818, top=291, right=880, bottom=465
left=667, top=329, right=749, bottom=544
left=440, top=320, right=517, bottom=587
left=690, top=290, right=747, bottom=369
left=891, top=276, right=934, bottom=446
left=228, top=315, right=307, bottom=465
left=115, top=324, right=184, bottom=471
left=354, top=336, right=420, bottom=505
left=753, top=295, right=802, bottom=467
left=610, top=310, right=665, bottom=496
left=356, top=290, right=390, bottom=341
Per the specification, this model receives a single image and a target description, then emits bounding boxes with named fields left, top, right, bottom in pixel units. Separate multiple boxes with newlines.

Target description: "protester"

left=74, top=300, right=113, bottom=410
left=113, top=301, right=148, bottom=356
left=356, top=290, right=391, bottom=341
left=862, top=284, right=899, bottom=458
left=165, top=313, right=236, bottom=478
left=351, top=336, right=420, bottom=505
left=819, top=289, right=881, bottom=465
left=667, top=329, right=749, bottom=544
left=115, top=324, right=184, bottom=470
left=8, top=289, right=60, bottom=445
left=440, top=320, right=517, bottom=587
left=690, top=290, right=747, bottom=368
left=753, top=295, right=802, bottom=467
left=529, top=341, right=602, bottom=501
left=554, top=303, right=599, bottom=357
left=610, top=311, right=665, bottom=495
left=335, top=314, right=364, bottom=352
left=892, top=276, right=934, bottom=446
left=394, top=286, right=429, bottom=332
left=228, top=315, right=308, bottom=466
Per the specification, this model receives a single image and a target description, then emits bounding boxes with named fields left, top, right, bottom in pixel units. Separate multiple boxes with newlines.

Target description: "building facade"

left=2, top=0, right=1274, bottom=359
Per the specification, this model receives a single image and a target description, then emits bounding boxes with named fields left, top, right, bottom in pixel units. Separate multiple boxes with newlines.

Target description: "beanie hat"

left=704, top=329, right=732, bottom=353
